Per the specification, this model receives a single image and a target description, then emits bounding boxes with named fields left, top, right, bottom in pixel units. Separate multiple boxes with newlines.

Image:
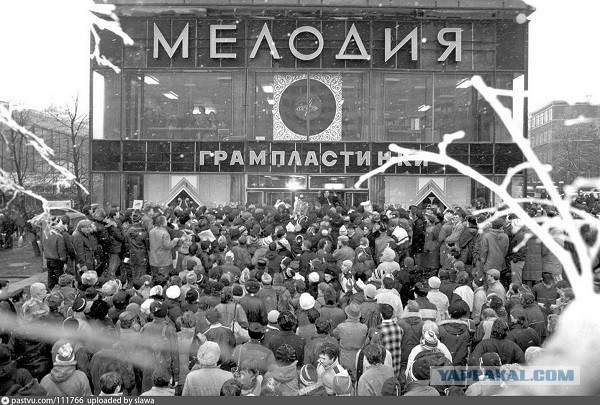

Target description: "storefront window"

left=124, top=174, right=144, bottom=209
left=433, top=74, right=493, bottom=142
left=92, top=70, right=121, bottom=139
left=495, top=73, right=525, bottom=142
left=383, top=73, right=433, bottom=142
left=308, top=176, right=367, bottom=190
left=139, top=72, right=234, bottom=140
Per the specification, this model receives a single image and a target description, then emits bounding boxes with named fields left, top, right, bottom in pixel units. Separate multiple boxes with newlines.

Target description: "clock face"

left=273, top=74, right=342, bottom=141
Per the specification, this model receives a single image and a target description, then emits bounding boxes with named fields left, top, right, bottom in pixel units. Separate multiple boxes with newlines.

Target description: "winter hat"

left=179, top=311, right=197, bottom=329
left=406, top=300, right=420, bottom=313
left=205, top=307, right=222, bottom=324
left=186, top=271, right=197, bottom=284
left=341, top=260, right=353, bottom=270
left=248, top=322, right=265, bottom=340
left=275, top=343, right=297, bottom=364
left=29, top=283, right=47, bottom=301
left=58, top=274, right=74, bottom=287
left=185, top=288, right=199, bottom=302
left=225, top=251, right=235, bottom=260
left=364, top=284, right=377, bottom=299
left=344, top=302, right=361, bottom=319
left=126, top=303, right=141, bottom=317
left=299, top=293, right=315, bottom=310
left=149, top=285, right=163, bottom=297
left=525, top=346, right=543, bottom=365
left=453, top=261, right=465, bottom=271
left=150, top=301, right=167, bottom=318
left=486, top=269, right=501, bottom=279
left=412, top=357, right=434, bottom=381
left=261, top=272, right=273, bottom=285
left=299, top=364, right=319, bottom=386
left=308, top=272, right=320, bottom=284
left=72, top=296, right=86, bottom=313
left=413, top=282, right=429, bottom=297
left=245, top=280, right=260, bottom=294
left=140, top=299, right=154, bottom=315
left=332, top=371, right=353, bottom=395
left=81, top=270, right=99, bottom=286
left=113, top=290, right=129, bottom=309
left=268, top=310, right=280, bottom=324
left=55, top=343, right=77, bottom=366
left=448, top=300, right=469, bottom=319
left=428, top=276, right=441, bottom=289
left=197, top=341, right=221, bottom=366
left=381, top=377, right=401, bottom=396
left=101, top=281, right=117, bottom=297
left=286, top=222, right=295, bottom=233
left=481, top=352, right=502, bottom=367
left=119, top=311, right=136, bottom=329
left=232, top=284, right=244, bottom=298
left=46, top=292, right=64, bottom=309
left=403, top=257, right=415, bottom=267
left=339, top=225, right=348, bottom=236
left=422, top=330, right=439, bottom=349
left=166, top=285, right=181, bottom=300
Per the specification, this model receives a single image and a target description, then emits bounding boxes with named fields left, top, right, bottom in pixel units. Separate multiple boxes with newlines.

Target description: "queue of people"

left=0, top=196, right=586, bottom=396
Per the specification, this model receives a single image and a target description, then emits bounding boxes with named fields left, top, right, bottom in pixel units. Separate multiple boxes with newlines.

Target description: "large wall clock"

left=273, top=73, right=342, bottom=141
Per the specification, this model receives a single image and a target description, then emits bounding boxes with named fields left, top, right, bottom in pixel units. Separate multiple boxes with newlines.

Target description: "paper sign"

left=198, top=229, right=216, bottom=242
left=132, top=200, right=144, bottom=210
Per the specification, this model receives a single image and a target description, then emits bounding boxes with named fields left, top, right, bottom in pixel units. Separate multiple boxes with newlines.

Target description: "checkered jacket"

left=378, top=319, right=403, bottom=376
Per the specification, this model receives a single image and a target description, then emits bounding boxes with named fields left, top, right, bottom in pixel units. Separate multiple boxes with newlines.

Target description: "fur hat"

left=275, top=343, right=297, bottom=364
left=300, top=364, right=319, bottom=386
left=428, top=276, right=441, bottom=289
left=363, top=284, right=377, bottom=299
left=149, top=285, right=163, bottom=297
left=245, top=280, right=260, bottom=294
left=46, top=292, right=64, bottom=309
left=166, top=285, right=181, bottom=300
left=29, top=283, right=47, bottom=301
left=58, top=274, right=74, bottom=287
left=197, top=341, right=221, bottom=366
left=55, top=343, right=76, bottom=366
left=261, top=272, right=273, bottom=285
left=299, top=293, right=315, bottom=310
left=81, top=270, right=98, bottom=286
left=150, top=301, right=167, bottom=318
left=205, top=307, right=222, bottom=324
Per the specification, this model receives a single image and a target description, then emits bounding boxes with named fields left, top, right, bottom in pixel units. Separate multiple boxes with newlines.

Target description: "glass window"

left=383, top=73, right=432, bottom=142
left=140, top=72, right=234, bottom=140
left=308, top=176, right=368, bottom=190
left=93, top=70, right=121, bottom=139
left=495, top=73, right=525, bottom=142
left=433, top=74, right=493, bottom=142
left=92, top=141, right=120, bottom=171
left=124, top=174, right=144, bottom=209
left=247, top=174, right=307, bottom=189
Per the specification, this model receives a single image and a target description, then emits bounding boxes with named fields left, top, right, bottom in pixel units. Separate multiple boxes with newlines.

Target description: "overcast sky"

left=0, top=0, right=598, bottom=113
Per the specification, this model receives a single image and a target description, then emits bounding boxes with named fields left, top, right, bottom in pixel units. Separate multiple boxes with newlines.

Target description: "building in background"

left=90, top=0, right=533, bottom=210
left=0, top=108, right=89, bottom=208
left=529, top=101, right=600, bottom=195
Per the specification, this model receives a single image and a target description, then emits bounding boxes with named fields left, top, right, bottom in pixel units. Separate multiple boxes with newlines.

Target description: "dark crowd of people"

left=0, top=192, right=595, bottom=397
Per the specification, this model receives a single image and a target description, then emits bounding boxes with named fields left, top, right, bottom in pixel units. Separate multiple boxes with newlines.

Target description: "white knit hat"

left=197, top=341, right=220, bottom=366
left=299, top=293, right=315, bottom=310
left=308, top=272, right=320, bottom=283
left=166, top=285, right=181, bottom=300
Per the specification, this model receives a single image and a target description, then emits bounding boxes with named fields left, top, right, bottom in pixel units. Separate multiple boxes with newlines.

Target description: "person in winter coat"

left=469, top=319, right=525, bottom=366
left=541, top=227, right=565, bottom=282
left=427, top=277, right=449, bottom=321
left=359, top=285, right=381, bottom=330
left=139, top=301, right=180, bottom=393
left=376, top=247, right=400, bottom=279
left=506, top=218, right=528, bottom=286
left=298, top=364, right=327, bottom=396
left=183, top=341, right=234, bottom=396
left=521, top=292, right=547, bottom=342
left=357, top=344, right=395, bottom=396
left=72, top=220, right=96, bottom=273
left=332, top=302, right=368, bottom=374
left=262, top=343, right=300, bottom=396
left=140, top=368, right=175, bottom=396
left=42, top=221, right=68, bottom=289
left=124, top=213, right=150, bottom=281
left=397, top=301, right=424, bottom=383
left=421, top=216, right=441, bottom=276
left=410, top=207, right=426, bottom=268
left=40, top=343, right=92, bottom=396
left=438, top=300, right=474, bottom=366
left=479, top=219, right=509, bottom=274
left=203, top=308, right=237, bottom=368
left=317, top=287, right=346, bottom=330
left=375, top=276, right=403, bottom=323
left=523, top=235, right=543, bottom=287
left=303, top=318, right=337, bottom=367
left=231, top=323, right=276, bottom=375
left=239, top=280, right=268, bottom=325
left=149, top=216, right=181, bottom=277
left=506, top=308, right=541, bottom=353
left=14, top=295, right=53, bottom=381
left=457, top=216, right=478, bottom=266
left=89, top=338, right=136, bottom=395
left=0, top=344, right=34, bottom=396
left=265, top=311, right=306, bottom=367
